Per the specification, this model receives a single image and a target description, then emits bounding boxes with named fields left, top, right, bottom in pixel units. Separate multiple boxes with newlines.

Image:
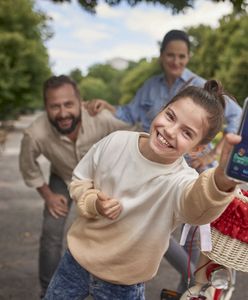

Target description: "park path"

left=0, top=113, right=247, bottom=299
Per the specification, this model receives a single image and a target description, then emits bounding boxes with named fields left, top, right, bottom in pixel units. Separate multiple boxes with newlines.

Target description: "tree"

left=79, top=77, right=111, bottom=101
left=50, top=0, right=247, bottom=14
left=119, top=58, right=160, bottom=104
left=0, top=0, right=51, bottom=120
left=69, top=68, right=84, bottom=85
left=188, top=12, right=248, bottom=105
left=87, top=63, right=126, bottom=104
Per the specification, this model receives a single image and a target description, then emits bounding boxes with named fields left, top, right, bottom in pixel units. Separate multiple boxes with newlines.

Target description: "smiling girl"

left=44, top=80, right=241, bottom=300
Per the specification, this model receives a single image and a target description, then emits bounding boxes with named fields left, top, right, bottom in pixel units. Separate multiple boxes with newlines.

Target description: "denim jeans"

left=39, top=174, right=73, bottom=297
left=44, top=249, right=145, bottom=300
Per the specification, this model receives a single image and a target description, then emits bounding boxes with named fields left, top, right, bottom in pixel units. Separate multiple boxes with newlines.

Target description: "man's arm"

left=19, top=131, right=46, bottom=188
left=85, top=77, right=155, bottom=127
left=19, top=131, right=69, bottom=218
left=84, top=99, right=116, bottom=116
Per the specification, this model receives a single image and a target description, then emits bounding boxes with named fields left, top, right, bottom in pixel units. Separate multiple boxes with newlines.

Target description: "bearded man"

left=19, top=75, right=130, bottom=298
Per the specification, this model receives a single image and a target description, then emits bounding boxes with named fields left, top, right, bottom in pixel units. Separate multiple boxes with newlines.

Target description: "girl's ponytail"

left=204, top=80, right=225, bottom=108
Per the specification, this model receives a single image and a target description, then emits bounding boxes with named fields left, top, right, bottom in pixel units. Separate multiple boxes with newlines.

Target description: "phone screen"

left=225, top=98, right=248, bottom=182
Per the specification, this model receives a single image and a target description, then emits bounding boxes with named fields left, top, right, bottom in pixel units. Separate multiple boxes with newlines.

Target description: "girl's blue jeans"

left=44, top=249, right=145, bottom=300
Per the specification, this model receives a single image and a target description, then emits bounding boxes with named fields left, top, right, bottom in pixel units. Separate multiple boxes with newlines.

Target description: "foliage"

left=50, top=0, right=247, bottom=14
left=79, top=77, right=111, bottom=102
left=0, top=0, right=51, bottom=120
left=75, top=63, right=128, bottom=104
left=188, top=12, right=248, bottom=105
left=216, top=51, right=248, bottom=106
left=70, top=11, right=248, bottom=109
left=69, top=68, right=84, bottom=85
left=119, top=58, right=161, bottom=104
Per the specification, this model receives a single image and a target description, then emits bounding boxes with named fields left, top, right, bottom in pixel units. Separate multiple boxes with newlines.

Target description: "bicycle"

left=161, top=188, right=248, bottom=300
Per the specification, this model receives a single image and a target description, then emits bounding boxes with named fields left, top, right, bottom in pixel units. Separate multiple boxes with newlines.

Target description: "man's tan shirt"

left=19, top=107, right=131, bottom=188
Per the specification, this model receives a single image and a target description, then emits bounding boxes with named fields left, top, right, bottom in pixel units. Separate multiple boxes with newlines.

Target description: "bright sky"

left=35, top=0, right=233, bottom=75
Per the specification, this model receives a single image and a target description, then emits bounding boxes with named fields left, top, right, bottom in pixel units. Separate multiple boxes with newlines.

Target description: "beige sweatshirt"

left=67, top=131, right=234, bottom=285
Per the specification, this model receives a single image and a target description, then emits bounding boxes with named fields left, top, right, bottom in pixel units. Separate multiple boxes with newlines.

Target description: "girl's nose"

left=165, top=124, right=177, bottom=138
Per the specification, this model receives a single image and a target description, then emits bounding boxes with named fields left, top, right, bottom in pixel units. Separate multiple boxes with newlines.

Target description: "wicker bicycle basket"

left=203, top=188, right=248, bottom=272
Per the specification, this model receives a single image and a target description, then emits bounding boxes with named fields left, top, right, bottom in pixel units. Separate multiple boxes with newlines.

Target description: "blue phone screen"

left=226, top=104, right=248, bottom=182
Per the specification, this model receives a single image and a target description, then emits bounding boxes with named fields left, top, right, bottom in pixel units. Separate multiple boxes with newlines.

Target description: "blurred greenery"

left=187, top=12, right=248, bottom=106
left=68, top=13, right=248, bottom=109
left=0, top=0, right=51, bottom=121
left=50, top=0, right=247, bottom=14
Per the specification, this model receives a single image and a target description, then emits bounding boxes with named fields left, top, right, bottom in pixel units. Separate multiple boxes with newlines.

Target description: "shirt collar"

left=159, top=68, right=193, bottom=84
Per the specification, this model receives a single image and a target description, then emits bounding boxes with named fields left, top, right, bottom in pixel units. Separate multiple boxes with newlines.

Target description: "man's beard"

left=49, top=113, right=81, bottom=135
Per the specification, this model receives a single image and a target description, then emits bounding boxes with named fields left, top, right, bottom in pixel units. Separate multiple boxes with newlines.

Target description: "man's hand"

left=45, top=192, right=69, bottom=218
left=96, top=191, right=122, bottom=220
left=84, top=99, right=116, bottom=116
left=37, top=184, right=69, bottom=218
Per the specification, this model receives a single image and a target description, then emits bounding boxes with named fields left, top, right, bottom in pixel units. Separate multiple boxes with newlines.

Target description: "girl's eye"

left=182, top=129, right=193, bottom=139
left=165, top=111, right=174, bottom=120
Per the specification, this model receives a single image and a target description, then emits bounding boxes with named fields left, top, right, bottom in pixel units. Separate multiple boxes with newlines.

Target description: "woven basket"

left=203, top=188, right=248, bottom=272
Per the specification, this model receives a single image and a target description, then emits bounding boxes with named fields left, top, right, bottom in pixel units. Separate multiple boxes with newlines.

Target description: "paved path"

left=0, top=114, right=247, bottom=299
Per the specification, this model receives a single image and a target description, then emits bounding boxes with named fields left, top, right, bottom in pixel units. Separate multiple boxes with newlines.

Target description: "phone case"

left=225, top=97, right=248, bottom=183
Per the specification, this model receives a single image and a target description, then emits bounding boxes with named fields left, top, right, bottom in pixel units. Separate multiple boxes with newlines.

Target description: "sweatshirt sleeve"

left=19, top=131, right=45, bottom=188
left=69, top=179, right=100, bottom=218
left=181, top=168, right=236, bottom=225
left=69, top=138, right=105, bottom=218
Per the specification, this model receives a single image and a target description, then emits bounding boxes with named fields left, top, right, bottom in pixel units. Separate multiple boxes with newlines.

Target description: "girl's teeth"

left=158, top=134, right=169, bottom=146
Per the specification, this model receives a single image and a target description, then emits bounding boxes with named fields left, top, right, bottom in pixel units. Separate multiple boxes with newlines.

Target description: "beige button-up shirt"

left=19, top=107, right=131, bottom=188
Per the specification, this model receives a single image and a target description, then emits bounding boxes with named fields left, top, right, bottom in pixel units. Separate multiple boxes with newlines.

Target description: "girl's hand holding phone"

left=215, top=133, right=242, bottom=192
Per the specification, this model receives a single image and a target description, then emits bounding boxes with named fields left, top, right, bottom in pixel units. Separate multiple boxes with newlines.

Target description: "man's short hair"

left=43, top=75, right=81, bottom=103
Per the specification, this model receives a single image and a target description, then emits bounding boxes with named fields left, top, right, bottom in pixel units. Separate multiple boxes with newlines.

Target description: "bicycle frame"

left=180, top=253, right=235, bottom=300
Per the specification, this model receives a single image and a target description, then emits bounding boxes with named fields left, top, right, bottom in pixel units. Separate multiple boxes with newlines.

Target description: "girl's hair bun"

left=204, top=79, right=223, bottom=95
left=204, top=79, right=226, bottom=109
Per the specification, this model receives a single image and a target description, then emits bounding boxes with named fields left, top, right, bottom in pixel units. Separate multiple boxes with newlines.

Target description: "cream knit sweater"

left=67, top=131, right=233, bottom=285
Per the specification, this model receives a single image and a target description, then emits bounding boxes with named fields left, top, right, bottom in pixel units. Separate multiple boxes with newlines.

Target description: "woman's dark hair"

left=160, top=30, right=190, bottom=54
left=43, top=75, right=81, bottom=103
left=164, top=80, right=231, bottom=144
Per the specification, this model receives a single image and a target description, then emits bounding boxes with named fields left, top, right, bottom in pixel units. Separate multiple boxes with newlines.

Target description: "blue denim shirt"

left=115, top=69, right=242, bottom=134
left=115, top=68, right=242, bottom=170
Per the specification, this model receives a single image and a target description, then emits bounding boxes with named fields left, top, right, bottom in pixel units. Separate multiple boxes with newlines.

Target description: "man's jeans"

left=164, top=228, right=200, bottom=293
left=39, top=174, right=73, bottom=297
left=44, top=249, right=145, bottom=300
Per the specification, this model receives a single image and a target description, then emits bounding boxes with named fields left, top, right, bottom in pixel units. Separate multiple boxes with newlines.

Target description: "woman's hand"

left=214, top=133, right=242, bottom=192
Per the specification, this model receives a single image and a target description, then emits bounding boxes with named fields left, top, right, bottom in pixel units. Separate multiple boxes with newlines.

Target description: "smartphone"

left=225, top=97, right=248, bottom=182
